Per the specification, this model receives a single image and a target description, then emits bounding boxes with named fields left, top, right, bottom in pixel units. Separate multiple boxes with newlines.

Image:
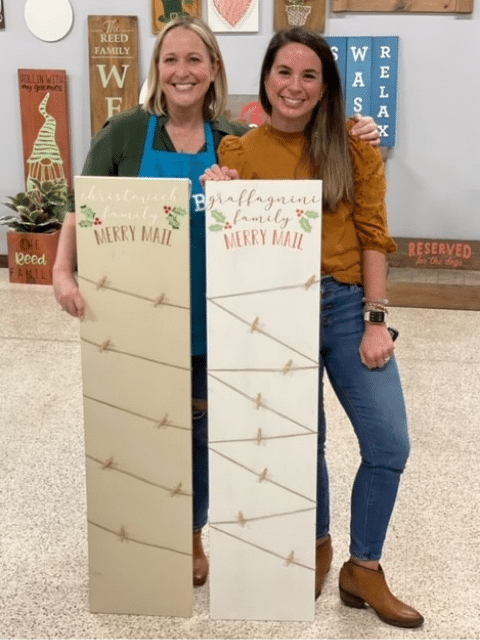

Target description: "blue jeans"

left=317, top=277, right=410, bottom=560
left=192, top=354, right=208, bottom=531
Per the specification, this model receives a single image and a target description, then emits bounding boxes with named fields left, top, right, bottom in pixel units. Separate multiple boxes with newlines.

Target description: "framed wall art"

left=207, top=0, right=259, bottom=33
left=152, top=0, right=203, bottom=35
left=0, top=0, right=5, bottom=29
left=274, top=0, right=326, bottom=32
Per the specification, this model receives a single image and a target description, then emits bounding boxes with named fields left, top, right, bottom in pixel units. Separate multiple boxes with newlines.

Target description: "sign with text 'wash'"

left=75, top=176, right=193, bottom=616
left=326, top=36, right=399, bottom=147
left=206, top=180, right=322, bottom=621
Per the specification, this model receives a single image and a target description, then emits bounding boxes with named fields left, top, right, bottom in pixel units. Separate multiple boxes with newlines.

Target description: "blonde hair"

left=143, top=16, right=227, bottom=121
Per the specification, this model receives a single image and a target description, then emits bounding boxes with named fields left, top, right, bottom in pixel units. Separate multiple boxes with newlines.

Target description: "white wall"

left=1, top=1, right=479, bottom=254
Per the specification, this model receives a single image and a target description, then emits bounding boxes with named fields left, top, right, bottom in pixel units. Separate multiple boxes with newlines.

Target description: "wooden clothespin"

left=153, top=293, right=165, bottom=307
left=170, top=482, right=182, bottom=496
left=119, top=526, right=128, bottom=542
left=238, top=511, right=247, bottom=527
left=96, top=275, right=107, bottom=290
left=282, top=359, right=293, bottom=375
left=256, top=428, right=263, bottom=445
left=258, top=467, right=268, bottom=483
left=285, top=551, right=295, bottom=566
left=102, top=456, right=115, bottom=470
left=305, top=275, right=317, bottom=289
left=99, top=339, right=111, bottom=352
left=250, top=316, right=260, bottom=333
left=156, top=413, right=169, bottom=428
left=255, top=393, right=263, bottom=409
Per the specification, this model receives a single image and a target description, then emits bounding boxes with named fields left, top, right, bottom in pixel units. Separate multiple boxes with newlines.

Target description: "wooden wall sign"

left=18, top=69, right=72, bottom=190
left=325, top=36, right=399, bottom=147
left=207, top=0, right=259, bottom=32
left=206, top=180, right=322, bottom=621
left=390, top=237, right=480, bottom=270
left=274, top=0, right=326, bottom=32
left=152, top=0, right=202, bottom=35
left=88, top=16, right=139, bottom=136
left=0, top=0, right=5, bottom=29
left=75, top=176, right=193, bottom=616
left=331, top=0, right=474, bottom=13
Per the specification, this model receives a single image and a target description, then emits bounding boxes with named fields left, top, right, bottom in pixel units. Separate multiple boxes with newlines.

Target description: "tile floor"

left=1, top=267, right=479, bottom=639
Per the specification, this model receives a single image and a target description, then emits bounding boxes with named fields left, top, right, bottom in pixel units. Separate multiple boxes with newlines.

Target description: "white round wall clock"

left=24, top=0, right=74, bottom=42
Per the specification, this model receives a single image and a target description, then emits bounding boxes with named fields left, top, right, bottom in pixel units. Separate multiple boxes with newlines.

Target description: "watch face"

left=369, top=310, right=385, bottom=323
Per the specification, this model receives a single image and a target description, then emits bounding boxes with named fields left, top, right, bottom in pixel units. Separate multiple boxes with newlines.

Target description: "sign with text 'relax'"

left=206, top=180, right=322, bottom=621
left=75, top=176, right=193, bottom=616
left=88, top=16, right=139, bottom=135
left=18, top=69, right=72, bottom=189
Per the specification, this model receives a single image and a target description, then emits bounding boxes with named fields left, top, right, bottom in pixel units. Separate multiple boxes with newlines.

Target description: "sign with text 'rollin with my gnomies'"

left=88, top=16, right=139, bottom=135
left=206, top=180, right=322, bottom=621
left=75, top=176, right=193, bottom=616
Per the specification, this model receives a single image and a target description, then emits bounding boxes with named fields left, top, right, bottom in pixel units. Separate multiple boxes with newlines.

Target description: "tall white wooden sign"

left=75, top=176, right=193, bottom=616
left=206, top=180, right=322, bottom=621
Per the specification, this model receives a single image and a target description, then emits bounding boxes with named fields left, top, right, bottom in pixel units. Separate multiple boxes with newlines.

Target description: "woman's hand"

left=201, top=164, right=240, bottom=185
left=351, top=114, right=380, bottom=147
left=53, top=270, right=85, bottom=319
left=359, top=323, right=394, bottom=369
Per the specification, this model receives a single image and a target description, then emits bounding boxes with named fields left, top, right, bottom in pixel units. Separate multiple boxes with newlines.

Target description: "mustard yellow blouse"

left=218, top=122, right=397, bottom=285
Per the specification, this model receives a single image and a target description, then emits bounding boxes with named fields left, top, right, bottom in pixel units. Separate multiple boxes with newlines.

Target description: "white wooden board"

left=75, top=176, right=193, bottom=616
left=206, top=180, right=322, bottom=621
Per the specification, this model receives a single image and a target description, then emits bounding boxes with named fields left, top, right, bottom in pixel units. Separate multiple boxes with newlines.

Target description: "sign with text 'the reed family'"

left=206, top=180, right=322, bottom=621
left=75, top=176, right=193, bottom=616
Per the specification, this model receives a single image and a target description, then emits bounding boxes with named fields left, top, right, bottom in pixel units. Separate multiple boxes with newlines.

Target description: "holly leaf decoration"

left=211, top=210, right=226, bottom=223
left=79, top=220, right=94, bottom=228
left=209, top=224, right=224, bottom=232
left=81, top=205, right=96, bottom=220
left=300, top=217, right=312, bottom=233
left=167, top=214, right=181, bottom=229
left=305, top=210, right=319, bottom=219
left=173, top=206, right=187, bottom=217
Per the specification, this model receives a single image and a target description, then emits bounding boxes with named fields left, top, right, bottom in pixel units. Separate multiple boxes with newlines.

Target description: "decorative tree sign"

left=18, top=69, right=72, bottom=189
left=274, top=0, right=326, bottom=32
left=75, top=176, right=193, bottom=616
left=88, top=16, right=139, bottom=135
left=152, top=0, right=202, bottom=35
left=206, top=180, right=322, bottom=621
left=331, top=0, right=473, bottom=12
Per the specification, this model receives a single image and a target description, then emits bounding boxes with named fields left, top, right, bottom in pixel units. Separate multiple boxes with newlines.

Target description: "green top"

left=82, top=105, right=249, bottom=177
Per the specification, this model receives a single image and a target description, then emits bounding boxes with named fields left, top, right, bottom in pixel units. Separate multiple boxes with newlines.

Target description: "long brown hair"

left=259, top=28, right=355, bottom=210
left=143, top=16, right=228, bottom=121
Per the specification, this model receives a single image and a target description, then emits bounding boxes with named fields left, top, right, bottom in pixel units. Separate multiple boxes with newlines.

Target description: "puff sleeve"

left=218, top=135, right=252, bottom=179
left=350, top=136, right=397, bottom=255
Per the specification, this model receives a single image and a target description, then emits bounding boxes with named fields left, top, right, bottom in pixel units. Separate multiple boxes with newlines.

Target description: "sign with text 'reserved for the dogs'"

left=88, top=16, right=139, bottom=135
left=18, top=69, right=72, bottom=190
left=75, top=176, right=193, bottom=616
left=205, top=180, right=322, bottom=621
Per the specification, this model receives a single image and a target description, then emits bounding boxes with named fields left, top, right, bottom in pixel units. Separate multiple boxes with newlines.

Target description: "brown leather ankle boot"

left=193, top=530, right=209, bottom=586
left=339, top=560, right=424, bottom=628
left=315, top=535, right=333, bottom=599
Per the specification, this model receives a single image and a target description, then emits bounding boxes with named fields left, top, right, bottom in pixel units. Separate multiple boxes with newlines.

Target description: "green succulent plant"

left=0, top=178, right=74, bottom=233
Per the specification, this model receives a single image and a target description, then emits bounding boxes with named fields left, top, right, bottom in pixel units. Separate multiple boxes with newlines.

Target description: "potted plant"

left=0, top=178, right=74, bottom=284
left=284, top=0, right=312, bottom=26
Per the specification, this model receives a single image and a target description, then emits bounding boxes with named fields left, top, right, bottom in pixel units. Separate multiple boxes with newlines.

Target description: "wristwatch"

left=364, top=309, right=387, bottom=324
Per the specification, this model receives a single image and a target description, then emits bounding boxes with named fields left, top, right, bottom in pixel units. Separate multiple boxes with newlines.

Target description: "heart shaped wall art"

left=208, top=0, right=258, bottom=32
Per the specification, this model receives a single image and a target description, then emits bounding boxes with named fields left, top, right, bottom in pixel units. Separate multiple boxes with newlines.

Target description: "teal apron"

left=138, top=115, right=216, bottom=355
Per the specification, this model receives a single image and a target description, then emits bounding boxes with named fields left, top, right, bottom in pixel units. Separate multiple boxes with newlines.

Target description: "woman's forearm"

left=53, top=211, right=77, bottom=275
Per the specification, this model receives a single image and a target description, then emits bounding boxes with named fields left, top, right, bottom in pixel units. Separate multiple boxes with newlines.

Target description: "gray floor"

left=1, top=267, right=479, bottom=640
